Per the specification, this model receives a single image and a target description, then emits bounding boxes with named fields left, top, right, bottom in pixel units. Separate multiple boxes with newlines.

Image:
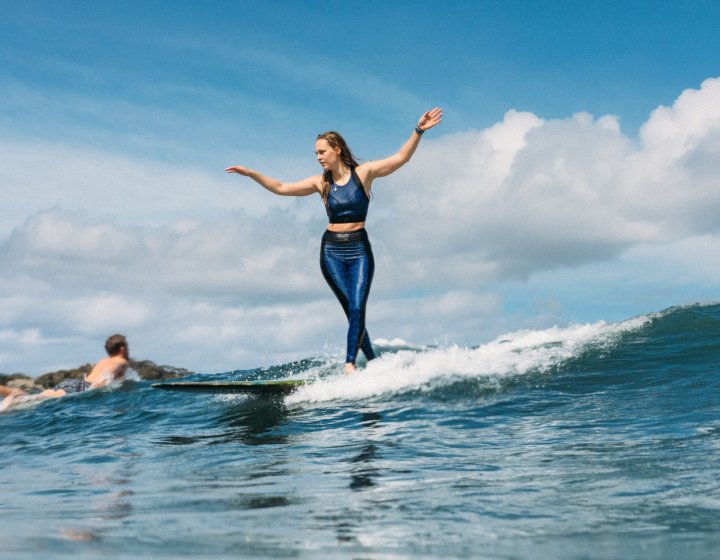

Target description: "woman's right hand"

left=225, top=165, right=252, bottom=175
left=224, top=165, right=320, bottom=196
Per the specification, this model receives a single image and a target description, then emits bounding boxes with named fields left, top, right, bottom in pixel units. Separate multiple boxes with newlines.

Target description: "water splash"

left=287, top=314, right=650, bottom=403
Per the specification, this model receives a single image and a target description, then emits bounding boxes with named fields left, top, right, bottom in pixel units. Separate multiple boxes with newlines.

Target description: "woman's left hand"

left=417, top=107, right=443, bottom=131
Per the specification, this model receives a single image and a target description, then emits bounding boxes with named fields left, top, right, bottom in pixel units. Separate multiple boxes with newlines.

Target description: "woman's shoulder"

left=353, top=162, right=373, bottom=178
left=353, top=163, right=374, bottom=189
left=309, top=172, right=326, bottom=186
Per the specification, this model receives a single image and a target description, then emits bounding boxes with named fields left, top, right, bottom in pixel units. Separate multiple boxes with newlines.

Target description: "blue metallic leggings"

left=320, top=229, right=376, bottom=364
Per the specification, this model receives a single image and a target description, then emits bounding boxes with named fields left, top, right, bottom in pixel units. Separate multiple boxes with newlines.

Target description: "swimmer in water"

left=0, top=334, right=130, bottom=411
left=226, top=108, right=443, bottom=374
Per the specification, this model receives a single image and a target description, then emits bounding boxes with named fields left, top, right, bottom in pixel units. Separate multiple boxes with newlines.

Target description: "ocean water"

left=1, top=303, right=719, bottom=559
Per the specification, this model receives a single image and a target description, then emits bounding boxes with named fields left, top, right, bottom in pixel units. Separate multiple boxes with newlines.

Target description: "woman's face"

left=315, top=138, right=341, bottom=170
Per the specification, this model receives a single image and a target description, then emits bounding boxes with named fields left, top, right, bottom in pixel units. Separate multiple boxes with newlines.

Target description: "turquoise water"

left=2, top=303, right=719, bottom=559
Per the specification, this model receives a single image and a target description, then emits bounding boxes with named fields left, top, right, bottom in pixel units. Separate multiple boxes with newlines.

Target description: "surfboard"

left=152, top=379, right=306, bottom=395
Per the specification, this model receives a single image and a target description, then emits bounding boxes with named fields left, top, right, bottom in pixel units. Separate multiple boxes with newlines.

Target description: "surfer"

left=0, top=334, right=130, bottom=411
left=226, top=108, right=443, bottom=374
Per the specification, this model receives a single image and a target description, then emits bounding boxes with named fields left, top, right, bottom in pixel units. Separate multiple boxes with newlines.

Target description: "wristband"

left=414, top=126, right=424, bottom=136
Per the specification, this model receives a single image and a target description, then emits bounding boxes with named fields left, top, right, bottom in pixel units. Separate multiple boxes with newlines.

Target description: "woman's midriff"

left=327, top=222, right=366, bottom=233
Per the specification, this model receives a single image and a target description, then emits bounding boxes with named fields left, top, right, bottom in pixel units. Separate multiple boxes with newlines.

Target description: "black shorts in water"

left=55, top=378, right=91, bottom=394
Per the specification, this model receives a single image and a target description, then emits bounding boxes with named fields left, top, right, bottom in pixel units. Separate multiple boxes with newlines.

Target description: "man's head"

left=105, top=334, right=128, bottom=358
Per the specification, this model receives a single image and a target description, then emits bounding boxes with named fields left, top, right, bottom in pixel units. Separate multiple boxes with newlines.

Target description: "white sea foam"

left=372, top=337, right=427, bottom=350
left=286, top=314, right=650, bottom=404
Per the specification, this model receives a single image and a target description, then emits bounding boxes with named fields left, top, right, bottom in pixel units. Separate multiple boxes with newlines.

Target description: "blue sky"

left=2, top=1, right=720, bottom=375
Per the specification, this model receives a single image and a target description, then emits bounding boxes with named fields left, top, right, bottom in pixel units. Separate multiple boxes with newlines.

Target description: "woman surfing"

left=225, top=108, right=443, bottom=374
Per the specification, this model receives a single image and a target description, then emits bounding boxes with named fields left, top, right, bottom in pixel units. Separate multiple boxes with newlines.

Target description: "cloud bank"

left=382, top=77, right=720, bottom=281
left=2, top=78, right=720, bottom=374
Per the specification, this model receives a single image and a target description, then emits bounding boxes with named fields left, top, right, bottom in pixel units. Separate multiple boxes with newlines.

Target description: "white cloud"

left=0, top=328, right=43, bottom=346
left=377, top=77, right=720, bottom=280
left=1, top=210, right=326, bottom=300
left=0, top=137, right=304, bottom=237
left=371, top=290, right=503, bottom=345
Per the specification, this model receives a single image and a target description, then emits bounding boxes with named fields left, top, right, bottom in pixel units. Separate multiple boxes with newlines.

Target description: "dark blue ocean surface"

left=2, top=303, right=719, bottom=559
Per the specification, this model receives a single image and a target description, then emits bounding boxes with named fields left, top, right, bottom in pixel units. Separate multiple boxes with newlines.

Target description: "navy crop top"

left=326, top=167, right=370, bottom=224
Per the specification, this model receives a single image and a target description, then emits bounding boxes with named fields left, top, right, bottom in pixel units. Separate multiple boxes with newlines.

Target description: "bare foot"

left=343, top=363, right=356, bottom=376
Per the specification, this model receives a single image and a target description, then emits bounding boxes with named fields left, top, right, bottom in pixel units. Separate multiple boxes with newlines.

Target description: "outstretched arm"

left=225, top=165, right=321, bottom=196
left=364, top=107, right=443, bottom=181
